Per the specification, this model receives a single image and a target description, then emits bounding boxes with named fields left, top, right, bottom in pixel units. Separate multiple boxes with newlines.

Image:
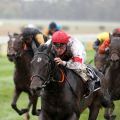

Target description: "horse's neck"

left=107, top=64, right=120, bottom=90
left=15, top=53, right=32, bottom=72
left=53, top=67, right=62, bottom=81
left=46, top=68, right=84, bottom=98
left=109, top=63, right=120, bottom=73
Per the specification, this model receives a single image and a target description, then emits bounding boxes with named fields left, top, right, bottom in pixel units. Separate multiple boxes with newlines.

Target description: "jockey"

left=93, top=32, right=110, bottom=54
left=22, top=26, right=48, bottom=51
left=48, top=22, right=62, bottom=36
left=112, top=28, right=120, bottom=37
left=44, top=22, right=62, bottom=38
left=46, top=30, right=99, bottom=96
left=93, top=29, right=120, bottom=54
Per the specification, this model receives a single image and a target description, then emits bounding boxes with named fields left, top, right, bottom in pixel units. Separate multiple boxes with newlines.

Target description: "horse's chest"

left=42, top=89, right=75, bottom=111
left=109, top=71, right=120, bottom=99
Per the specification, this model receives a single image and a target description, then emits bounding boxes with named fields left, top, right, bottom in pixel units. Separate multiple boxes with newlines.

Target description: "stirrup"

left=84, top=91, right=93, bottom=98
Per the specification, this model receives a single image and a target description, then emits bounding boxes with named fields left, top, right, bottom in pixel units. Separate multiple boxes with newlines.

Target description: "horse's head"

left=30, top=45, right=55, bottom=95
left=94, top=51, right=108, bottom=73
left=109, top=36, right=120, bottom=68
left=7, top=33, right=25, bottom=61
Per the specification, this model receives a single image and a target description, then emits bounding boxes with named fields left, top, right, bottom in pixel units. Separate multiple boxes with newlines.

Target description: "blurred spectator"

left=43, top=22, right=62, bottom=38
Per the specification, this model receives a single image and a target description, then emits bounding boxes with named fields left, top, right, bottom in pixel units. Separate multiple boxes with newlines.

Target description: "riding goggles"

left=53, top=43, right=66, bottom=48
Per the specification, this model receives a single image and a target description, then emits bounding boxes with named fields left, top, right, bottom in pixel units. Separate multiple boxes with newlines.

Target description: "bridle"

left=31, top=52, right=65, bottom=89
left=11, top=34, right=31, bottom=58
left=110, top=48, right=120, bottom=58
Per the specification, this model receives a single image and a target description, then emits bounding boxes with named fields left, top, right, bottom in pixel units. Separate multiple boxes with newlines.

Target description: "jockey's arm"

left=64, top=38, right=86, bottom=69
left=93, top=39, right=100, bottom=51
left=64, top=56, right=83, bottom=69
left=54, top=56, right=83, bottom=70
left=35, top=34, right=45, bottom=45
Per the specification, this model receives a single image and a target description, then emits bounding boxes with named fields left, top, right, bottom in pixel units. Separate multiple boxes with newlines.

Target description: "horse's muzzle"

left=7, top=54, right=16, bottom=62
left=30, top=78, right=43, bottom=96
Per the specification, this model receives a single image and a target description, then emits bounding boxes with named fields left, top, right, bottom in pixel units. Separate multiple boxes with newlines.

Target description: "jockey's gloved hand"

left=54, top=57, right=67, bottom=66
left=105, top=47, right=109, bottom=51
left=93, top=46, right=98, bottom=51
left=105, top=47, right=109, bottom=54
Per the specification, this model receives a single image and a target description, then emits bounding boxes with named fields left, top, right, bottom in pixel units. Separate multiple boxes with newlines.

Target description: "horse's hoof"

left=32, top=109, right=41, bottom=116
left=36, top=109, right=41, bottom=116
left=104, top=115, right=116, bottom=120
left=111, top=115, right=116, bottom=120
left=19, top=108, right=29, bottom=115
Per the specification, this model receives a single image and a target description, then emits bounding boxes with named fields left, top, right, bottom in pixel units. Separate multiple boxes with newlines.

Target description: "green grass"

left=0, top=51, right=120, bottom=120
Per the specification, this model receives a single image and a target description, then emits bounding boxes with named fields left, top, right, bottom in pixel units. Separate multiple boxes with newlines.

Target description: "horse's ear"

left=109, top=33, right=112, bottom=42
left=31, top=41, right=38, bottom=53
left=47, top=42, right=52, bottom=53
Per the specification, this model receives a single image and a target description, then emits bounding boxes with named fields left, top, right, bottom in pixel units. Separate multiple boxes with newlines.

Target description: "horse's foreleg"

left=11, top=89, right=23, bottom=115
left=104, top=102, right=116, bottom=120
left=11, top=89, right=28, bottom=115
left=31, top=95, right=40, bottom=116
left=22, top=94, right=32, bottom=120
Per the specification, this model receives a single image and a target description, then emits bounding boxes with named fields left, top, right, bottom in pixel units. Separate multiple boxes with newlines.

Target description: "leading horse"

left=7, top=33, right=39, bottom=120
left=30, top=44, right=111, bottom=120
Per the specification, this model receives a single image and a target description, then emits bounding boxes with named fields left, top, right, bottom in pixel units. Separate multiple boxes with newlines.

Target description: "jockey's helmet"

left=52, top=31, right=70, bottom=44
left=49, top=22, right=59, bottom=31
left=112, top=28, right=120, bottom=36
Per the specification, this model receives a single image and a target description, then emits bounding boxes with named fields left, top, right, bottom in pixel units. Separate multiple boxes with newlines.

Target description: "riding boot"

left=86, top=79, right=95, bottom=94
left=85, top=79, right=95, bottom=98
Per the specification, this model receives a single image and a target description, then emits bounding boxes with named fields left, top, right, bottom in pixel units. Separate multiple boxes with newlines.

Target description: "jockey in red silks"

left=46, top=30, right=100, bottom=96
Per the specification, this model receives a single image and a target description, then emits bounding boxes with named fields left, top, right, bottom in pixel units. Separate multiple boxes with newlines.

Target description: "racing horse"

left=94, top=50, right=109, bottom=74
left=103, top=36, right=120, bottom=120
left=30, top=44, right=111, bottom=120
left=7, top=33, right=39, bottom=120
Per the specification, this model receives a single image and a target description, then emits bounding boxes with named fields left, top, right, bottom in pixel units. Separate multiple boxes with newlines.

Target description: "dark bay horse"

left=94, top=50, right=109, bottom=74
left=30, top=45, right=111, bottom=120
left=7, top=33, right=39, bottom=120
left=103, top=36, right=120, bottom=120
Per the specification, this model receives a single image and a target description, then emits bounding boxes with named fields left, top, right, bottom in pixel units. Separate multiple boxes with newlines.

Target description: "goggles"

left=53, top=43, right=66, bottom=48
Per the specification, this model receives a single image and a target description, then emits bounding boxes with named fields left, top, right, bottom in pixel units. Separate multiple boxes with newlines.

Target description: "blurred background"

left=0, top=0, right=120, bottom=120
left=0, top=0, right=120, bottom=55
